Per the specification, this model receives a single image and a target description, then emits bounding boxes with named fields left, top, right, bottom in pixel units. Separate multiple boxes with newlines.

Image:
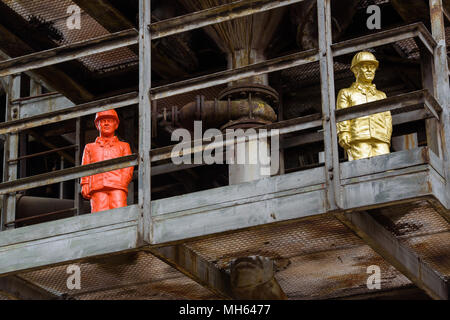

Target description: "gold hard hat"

left=94, top=109, right=119, bottom=127
left=350, top=51, right=379, bottom=72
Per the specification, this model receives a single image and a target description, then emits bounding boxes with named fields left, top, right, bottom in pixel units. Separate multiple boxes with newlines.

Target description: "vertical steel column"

left=429, top=0, right=450, bottom=208
left=59, top=156, right=64, bottom=199
left=1, top=74, right=20, bottom=230
left=139, top=0, right=152, bottom=244
left=74, top=118, right=84, bottom=215
left=317, top=0, right=341, bottom=210
left=419, top=44, right=442, bottom=158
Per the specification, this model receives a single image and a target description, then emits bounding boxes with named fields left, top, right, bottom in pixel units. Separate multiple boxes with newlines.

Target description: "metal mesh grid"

left=19, top=251, right=220, bottom=300
left=401, top=231, right=450, bottom=278
left=2, top=0, right=138, bottom=72
left=185, top=215, right=368, bottom=271
left=377, top=201, right=450, bottom=239
left=276, top=244, right=411, bottom=299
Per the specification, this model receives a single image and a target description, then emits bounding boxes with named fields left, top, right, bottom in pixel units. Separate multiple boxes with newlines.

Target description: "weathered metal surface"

left=0, top=1, right=94, bottom=103
left=335, top=89, right=441, bottom=123
left=0, top=29, right=138, bottom=77
left=19, top=251, right=219, bottom=300
left=151, top=166, right=327, bottom=244
left=0, top=275, right=62, bottom=300
left=150, top=49, right=319, bottom=100
left=318, top=0, right=341, bottom=210
left=151, top=0, right=305, bottom=40
left=2, top=74, right=20, bottom=231
left=336, top=211, right=449, bottom=300
left=429, top=0, right=450, bottom=215
left=0, top=204, right=140, bottom=276
left=149, top=147, right=447, bottom=245
left=139, top=0, right=152, bottom=245
left=0, top=154, right=138, bottom=195
left=150, top=114, right=322, bottom=162
left=148, top=245, right=233, bottom=299
left=12, top=93, right=74, bottom=119
left=0, top=92, right=138, bottom=135
left=332, top=22, right=436, bottom=57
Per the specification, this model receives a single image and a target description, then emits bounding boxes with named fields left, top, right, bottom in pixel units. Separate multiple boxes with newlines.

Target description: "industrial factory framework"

left=0, top=0, right=449, bottom=300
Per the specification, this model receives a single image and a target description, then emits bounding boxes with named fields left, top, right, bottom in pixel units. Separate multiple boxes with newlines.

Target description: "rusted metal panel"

left=337, top=211, right=449, bottom=300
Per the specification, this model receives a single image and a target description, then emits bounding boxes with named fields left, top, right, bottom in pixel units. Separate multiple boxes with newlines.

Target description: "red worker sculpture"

left=80, top=109, right=134, bottom=213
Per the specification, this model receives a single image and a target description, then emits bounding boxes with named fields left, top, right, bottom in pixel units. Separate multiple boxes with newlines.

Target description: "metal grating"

left=377, top=201, right=450, bottom=239
left=276, top=244, right=411, bottom=299
left=19, top=251, right=220, bottom=300
left=401, top=231, right=450, bottom=278
left=2, top=0, right=138, bottom=72
left=185, top=215, right=372, bottom=271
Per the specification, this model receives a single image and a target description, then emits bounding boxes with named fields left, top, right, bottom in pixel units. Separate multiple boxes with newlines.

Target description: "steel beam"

left=335, top=90, right=442, bottom=122
left=336, top=210, right=449, bottom=300
left=2, top=75, right=20, bottom=231
left=332, top=22, right=436, bottom=57
left=0, top=204, right=140, bottom=277
left=150, top=49, right=318, bottom=100
left=150, top=114, right=323, bottom=163
left=139, top=0, right=152, bottom=245
left=317, top=0, right=341, bottom=211
left=12, top=92, right=74, bottom=119
left=0, top=29, right=138, bottom=77
left=147, top=245, right=232, bottom=299
left=0, top=155, right=138, bottom=195
left=150, top=0, right=305, bottom=40
left=429, top=0, right=450, bottom=209
left=0, top=92, right=138, bottom=135
left=0, top=275, right=62, bottom=300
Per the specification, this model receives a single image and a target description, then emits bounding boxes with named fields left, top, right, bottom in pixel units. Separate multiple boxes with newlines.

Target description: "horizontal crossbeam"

left=150, top=0, right=305, bottom=40
left=0, top=29, right=138, bottom=77
left=0, top=155, right=138, bottom=195
left=0, top=92, right=138, bottom=135
left=336, top=210, right=449, bottom=300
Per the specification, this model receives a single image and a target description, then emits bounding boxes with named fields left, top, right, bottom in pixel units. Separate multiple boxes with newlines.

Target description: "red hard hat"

left=94, top=109, right=119, bottom=127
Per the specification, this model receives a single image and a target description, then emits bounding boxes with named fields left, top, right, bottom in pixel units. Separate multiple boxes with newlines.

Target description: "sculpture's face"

left=98, top=117, right=118, bottom=136
left=355, top=62, right=377, bottom=83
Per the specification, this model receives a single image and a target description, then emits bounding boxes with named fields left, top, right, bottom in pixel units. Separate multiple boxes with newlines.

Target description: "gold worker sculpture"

left=336, top=51, right=392, bottom=161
